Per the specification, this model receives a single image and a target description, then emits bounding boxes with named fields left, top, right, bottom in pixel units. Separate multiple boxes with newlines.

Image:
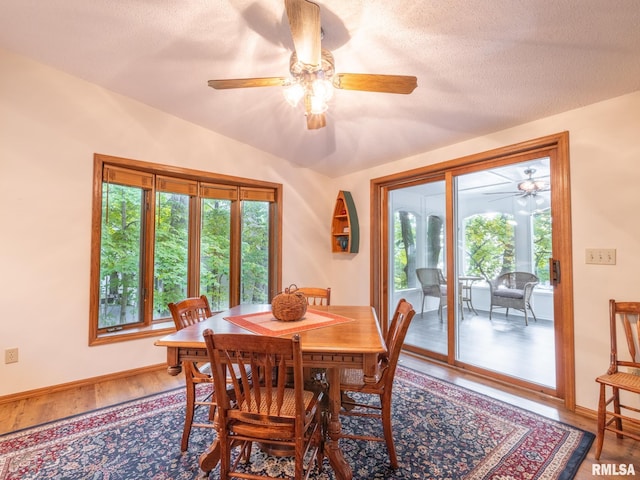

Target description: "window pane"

left=99, top=183, right=144, bottom=329
left=241, top=200, right=269, bottom=304
left=154, top=192, right=190, bottom=319
left=200, top=198, right=231, bottom=311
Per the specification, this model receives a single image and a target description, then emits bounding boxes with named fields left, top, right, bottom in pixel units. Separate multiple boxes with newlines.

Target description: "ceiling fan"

left=208, top=0, right=418, bottom=130
left=484, top=168, right=550, bottom=201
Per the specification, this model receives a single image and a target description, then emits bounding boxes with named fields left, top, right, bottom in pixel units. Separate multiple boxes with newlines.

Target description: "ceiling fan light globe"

left=284, top=81, right=305, bottom=107
left=312, top=78, right=333, bottom=101
left=308, top=94, right=328, bottom=114
left=518, top=180, right=535, bottom=192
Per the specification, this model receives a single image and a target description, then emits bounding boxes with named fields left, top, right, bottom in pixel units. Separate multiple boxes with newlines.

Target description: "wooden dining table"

left=155, top=303, right=386, bottom=480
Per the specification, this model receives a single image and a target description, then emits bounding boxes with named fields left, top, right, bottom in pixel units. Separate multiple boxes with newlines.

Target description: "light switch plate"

left=585, top=248, right=616, bottom=265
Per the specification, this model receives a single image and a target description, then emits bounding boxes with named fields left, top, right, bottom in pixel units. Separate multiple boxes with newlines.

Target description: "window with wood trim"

left=89, top=154, right=282, bottom=345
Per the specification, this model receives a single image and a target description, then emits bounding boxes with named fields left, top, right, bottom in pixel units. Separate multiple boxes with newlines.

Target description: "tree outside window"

left=99, top=183, right=145, bottom=328
left=200, top=198, right=231, bottom=311
left=241, top=200, right=270, bottom=304
left=154, top=192, right=189, bottom=319
left=393, top=210, right=416, bottom=290
left=532, top=209, right=552, bottom=284
left=463, top=213, right=516, bottom=280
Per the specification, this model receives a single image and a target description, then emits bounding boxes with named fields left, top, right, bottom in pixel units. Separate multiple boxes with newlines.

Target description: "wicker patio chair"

left=416, top=268, right=447, bottom=320
left=489, top=271, right=538, bottom=325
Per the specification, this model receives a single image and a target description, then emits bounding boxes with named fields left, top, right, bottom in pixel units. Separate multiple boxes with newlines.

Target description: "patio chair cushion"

left=494, top=287, right=524, bottom=299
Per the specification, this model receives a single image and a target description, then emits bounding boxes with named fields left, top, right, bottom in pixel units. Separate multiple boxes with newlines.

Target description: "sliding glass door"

left=453, top=158, right=555, bottom=388
left=375, top=134, right=572, bottom=400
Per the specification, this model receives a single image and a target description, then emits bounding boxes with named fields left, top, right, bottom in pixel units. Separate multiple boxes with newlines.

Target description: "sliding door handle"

left=550, top=259, right=561, bottom=286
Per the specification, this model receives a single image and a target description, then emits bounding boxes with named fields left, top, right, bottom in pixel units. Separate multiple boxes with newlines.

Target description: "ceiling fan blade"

left=306, top=113, right=326, bottom=130
left=333, top=73, right=418, bottom=94
left=208, top=77, right=288, bottom=89
left=488, top=192, right=531, bottom=202
left=483, top=191, right=520, bottom=195
left=285, top=0, right=322, bottom=66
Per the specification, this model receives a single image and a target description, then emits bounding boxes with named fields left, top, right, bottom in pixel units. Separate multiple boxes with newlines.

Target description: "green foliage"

left=533, top=210, right=552, bottom=283
left=153, top=192, right=189, bottom=318
left=99, top=184, right=272, bottom=328
left=99, top=184, right=143, bottom=328
left=241, top=201, right=269, bottom=304
left=200, top=199, right=231, bottom=311
left=464, top=213, right=515, bottom=280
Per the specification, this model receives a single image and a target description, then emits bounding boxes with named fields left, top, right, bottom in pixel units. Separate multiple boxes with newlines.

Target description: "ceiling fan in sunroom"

left=484, top=168, right=550, bottom=203
left=207, top=0, right=418, bottom=129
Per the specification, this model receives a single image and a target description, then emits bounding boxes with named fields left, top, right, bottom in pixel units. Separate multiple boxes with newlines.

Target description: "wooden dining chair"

left=297, top=287, right=331, bottom=306
left=338, top=298, right=416, bottom=468
left=203, top=330, right=324, bottom=480
left=297, top=287, right=331, bottom=383
left=168, top=295, right=214, bottom=451
left=594, top=299, right=640, bottom=460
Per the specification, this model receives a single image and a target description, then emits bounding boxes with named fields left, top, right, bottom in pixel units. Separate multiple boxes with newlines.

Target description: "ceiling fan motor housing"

left=289, top=50, right=334, bottom=81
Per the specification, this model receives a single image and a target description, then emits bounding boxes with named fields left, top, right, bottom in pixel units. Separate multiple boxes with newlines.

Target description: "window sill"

left=90, top=320, right=176, bottom=346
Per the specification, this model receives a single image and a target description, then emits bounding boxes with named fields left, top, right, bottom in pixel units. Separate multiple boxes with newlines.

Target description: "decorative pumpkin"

left=272, top=284, right=307, bottom=322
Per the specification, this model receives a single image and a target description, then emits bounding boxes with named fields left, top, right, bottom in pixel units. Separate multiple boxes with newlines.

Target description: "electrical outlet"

left=5, top=348, right=18, bottom=364
left=585, top=248, right=616, bottom=265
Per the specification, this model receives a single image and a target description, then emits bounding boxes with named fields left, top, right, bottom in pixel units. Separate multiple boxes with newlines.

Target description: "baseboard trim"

left=575, top=403, right=640, bottom=437
left=574, top=404, right=597, bottom=420
left=0, top=363, right=169, bottom=405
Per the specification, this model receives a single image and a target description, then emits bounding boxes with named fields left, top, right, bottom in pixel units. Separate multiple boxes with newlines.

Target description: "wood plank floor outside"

left=1, top=356, right=638, bottom=479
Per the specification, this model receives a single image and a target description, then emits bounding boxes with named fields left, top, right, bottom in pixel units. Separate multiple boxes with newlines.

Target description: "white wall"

left=0, top=49, right=334, bottom=395
left=3, top=46, right=640, bottom=415
left=328, top=90, right=640, bottom=412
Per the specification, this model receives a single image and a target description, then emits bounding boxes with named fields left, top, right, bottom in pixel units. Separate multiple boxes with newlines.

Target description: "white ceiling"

left=1, top=0, right=639, bottom=178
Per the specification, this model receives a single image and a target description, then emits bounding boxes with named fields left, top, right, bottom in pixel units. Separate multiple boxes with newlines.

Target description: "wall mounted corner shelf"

left=331, top=190, right=359, bottom=253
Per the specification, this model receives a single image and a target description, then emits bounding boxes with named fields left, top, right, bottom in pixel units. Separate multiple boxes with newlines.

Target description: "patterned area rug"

left=0, top=367, right=593, bottom=479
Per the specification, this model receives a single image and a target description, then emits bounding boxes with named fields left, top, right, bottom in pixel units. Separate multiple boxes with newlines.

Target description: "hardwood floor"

left=1, top=358, right=637, bottom=479
left=0, top=368, right=184, bottom=433
left=399, top=355, right=639, bottom=479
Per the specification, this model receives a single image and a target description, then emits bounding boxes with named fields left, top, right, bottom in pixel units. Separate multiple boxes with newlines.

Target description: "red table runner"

left=224, top=308, right=354, bottom=337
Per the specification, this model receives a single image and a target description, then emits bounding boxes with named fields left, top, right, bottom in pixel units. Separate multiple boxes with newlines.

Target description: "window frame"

left=89, top=153, right=282, bottom=345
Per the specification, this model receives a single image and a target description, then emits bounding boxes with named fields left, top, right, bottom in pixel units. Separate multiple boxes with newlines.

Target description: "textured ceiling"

left=1, top=0, right=639, bottom=177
